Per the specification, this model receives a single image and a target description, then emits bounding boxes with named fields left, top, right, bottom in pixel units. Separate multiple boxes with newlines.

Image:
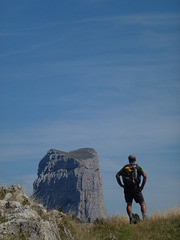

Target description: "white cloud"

left=75, top=13, right=180, bottom=26
left=0, top=107, right=179, bottom=162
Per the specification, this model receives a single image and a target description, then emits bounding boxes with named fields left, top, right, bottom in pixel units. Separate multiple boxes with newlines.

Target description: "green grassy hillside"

left=60, top=208, right=180, bottom=240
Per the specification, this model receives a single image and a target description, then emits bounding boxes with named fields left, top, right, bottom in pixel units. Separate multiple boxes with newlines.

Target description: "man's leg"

left=139, top=201, right=147, bottom=218
left=126, top=202, right=133, bottom=223
left=124, top=188, right=133, bottom=223
left=126, top=202, right=132, bottom=217
left=134, top=188, right=147, bottom=219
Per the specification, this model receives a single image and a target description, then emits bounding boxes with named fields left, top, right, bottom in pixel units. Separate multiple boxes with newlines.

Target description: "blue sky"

left=0, top=0, right=180, bottom=216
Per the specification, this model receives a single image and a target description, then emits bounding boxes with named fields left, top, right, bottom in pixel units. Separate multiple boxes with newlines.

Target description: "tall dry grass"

left=132, top=208, right=180, bottom=240
left=59, top=208, right=180, bottom=240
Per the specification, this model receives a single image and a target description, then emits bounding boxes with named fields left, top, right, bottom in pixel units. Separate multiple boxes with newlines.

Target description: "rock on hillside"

left=0, top=185, right=74, bottom=240
left=33, top=148, right=107, bottom=222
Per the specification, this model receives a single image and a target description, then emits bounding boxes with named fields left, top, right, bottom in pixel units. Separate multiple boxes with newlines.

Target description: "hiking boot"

left=132, top=213, right=140, bottom=223
left=130, top=216, right=137, bottom=224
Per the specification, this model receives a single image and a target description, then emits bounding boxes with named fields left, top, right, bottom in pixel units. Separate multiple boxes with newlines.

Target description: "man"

left=116, top=154, right=147, bottom=223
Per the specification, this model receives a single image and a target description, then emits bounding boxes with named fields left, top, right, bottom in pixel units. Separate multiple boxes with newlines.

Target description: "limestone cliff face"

left=33, top=148, right=107, bottom=222
left=0, top=185, right=66, bottom=240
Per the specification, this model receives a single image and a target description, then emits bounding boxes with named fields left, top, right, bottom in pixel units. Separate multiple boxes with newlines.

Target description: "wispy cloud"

left=1, top=12, right=179, bottom=59
left=75, top=12, right=180, bottom=26
left=0, top=108, right=179, bottom=162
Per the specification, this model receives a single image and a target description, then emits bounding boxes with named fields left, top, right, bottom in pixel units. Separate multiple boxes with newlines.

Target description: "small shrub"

left=22, top=198, right=30, bottom=206
left=0, top=190, right=6, bottom=200
left=58, top=207, right=63, bottom=212
left=0, top=216, right=8, bottom=223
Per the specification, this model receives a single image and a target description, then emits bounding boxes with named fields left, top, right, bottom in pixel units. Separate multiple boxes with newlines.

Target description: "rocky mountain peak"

left=33, top=148, right=107, bottom=222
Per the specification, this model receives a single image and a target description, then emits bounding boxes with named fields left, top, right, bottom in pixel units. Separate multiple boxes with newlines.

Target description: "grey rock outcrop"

left=33, top=148, right=107, bottom=222
left=0, top=185, right=74, bottom=240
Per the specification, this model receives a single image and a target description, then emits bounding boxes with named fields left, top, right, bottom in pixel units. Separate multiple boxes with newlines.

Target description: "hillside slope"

left=59, top=208, right=180, bottom=240
left=0, top=185, right=179, bottom=240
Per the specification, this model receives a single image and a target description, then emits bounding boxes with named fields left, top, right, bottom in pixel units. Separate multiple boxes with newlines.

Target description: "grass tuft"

left=58, top=208, right=180, bottom=240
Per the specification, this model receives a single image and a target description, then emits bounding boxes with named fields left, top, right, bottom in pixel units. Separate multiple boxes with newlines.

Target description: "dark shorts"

left=124, top=186, right=144, bottom=203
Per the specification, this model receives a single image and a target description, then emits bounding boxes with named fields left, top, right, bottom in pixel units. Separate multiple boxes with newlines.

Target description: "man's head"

left=128, top=154, right=136, bottom=163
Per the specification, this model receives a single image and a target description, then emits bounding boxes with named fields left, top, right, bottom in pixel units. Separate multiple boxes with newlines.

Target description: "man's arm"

left=116, top=171, right=124, bottom=188
left=140, top=172, right=147, bottom=191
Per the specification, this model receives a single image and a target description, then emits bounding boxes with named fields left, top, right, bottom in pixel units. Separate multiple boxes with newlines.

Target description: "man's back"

left=118, top=163, right=144, bottom=188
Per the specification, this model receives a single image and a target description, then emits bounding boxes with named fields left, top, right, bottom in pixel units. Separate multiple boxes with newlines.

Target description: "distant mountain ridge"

left=33, top=148, right=107, bottom=222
